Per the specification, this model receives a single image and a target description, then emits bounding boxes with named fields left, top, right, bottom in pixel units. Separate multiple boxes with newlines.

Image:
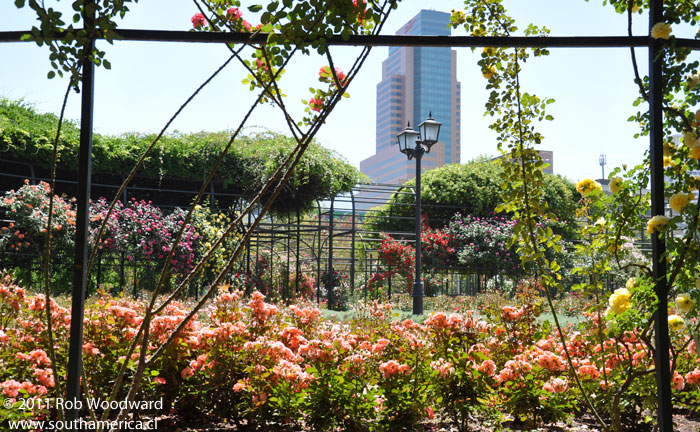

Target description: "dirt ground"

left=155, top=411, right=700, bottom=431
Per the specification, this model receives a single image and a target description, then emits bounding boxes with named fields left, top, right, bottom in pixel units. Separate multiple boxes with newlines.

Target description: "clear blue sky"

left=0, top=1, right=685, bottom=183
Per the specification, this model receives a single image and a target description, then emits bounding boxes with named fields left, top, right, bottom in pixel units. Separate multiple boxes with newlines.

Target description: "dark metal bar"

left=270, top=213, right=274, bottom=294
left=65, top=1, right=95, bottom=424
left=5, top=29, right=698, bottom=49
left=295, top=206, right=301, bottom=299
left=649, top=1, right=673, bottom=431
left=246, top=210, right=251, bottom=281
left=285, top=213, right=290, bottom=302
left=350, top=190, right=356, bottom=295
left=413, top=149, right=424, bottom=315
left=316, top=201, right=322, bottom=304
left=327, top=197, right=335, bottom=309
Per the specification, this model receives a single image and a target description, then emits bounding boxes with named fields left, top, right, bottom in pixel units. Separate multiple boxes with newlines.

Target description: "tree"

left=0, top=98, right=364, bottom=214
left=367, top=158, right=579, bottom=240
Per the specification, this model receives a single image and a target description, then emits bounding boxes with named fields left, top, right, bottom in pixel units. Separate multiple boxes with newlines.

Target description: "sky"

left=0, top=0, right=690, bottom=185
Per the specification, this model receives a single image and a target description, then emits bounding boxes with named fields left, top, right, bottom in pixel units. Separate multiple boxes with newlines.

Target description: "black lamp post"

left=396, top=112, right=441, bottom=315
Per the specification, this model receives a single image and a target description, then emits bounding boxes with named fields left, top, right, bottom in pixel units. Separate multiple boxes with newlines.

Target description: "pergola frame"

left=0, top=0, right=682, bottom=429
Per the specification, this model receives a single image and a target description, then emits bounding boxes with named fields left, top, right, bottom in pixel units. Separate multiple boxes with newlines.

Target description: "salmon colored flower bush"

left=1, top=276, right=699, bottom=430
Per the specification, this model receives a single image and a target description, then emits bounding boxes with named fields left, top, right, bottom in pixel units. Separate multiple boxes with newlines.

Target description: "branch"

left=43, top=78, right=74, bottom=424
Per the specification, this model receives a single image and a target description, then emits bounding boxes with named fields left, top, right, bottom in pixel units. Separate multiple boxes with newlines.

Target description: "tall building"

left=360, top=9, right=461, bottom=188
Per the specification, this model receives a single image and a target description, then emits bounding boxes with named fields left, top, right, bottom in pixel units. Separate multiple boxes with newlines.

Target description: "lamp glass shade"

left=418, top=113, right=441, bottom=152
left=397, top=123, right=420, bottom=155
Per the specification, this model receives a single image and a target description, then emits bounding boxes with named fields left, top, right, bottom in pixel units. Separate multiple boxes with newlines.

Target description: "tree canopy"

left=367, top=158, right=579, bottom=239
left=0, top=98, right=363, bottom=213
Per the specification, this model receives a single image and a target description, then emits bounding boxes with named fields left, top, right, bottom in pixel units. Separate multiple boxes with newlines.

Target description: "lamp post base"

left=412, top=280, right=424, bottom=315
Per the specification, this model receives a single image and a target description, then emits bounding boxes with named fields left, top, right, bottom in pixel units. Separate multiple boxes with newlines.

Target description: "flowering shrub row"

left=367, top=214, right=573, bottom=297
left=1, top=276, right=698, bottom=430
left=0, top=181, right=242, bottom=293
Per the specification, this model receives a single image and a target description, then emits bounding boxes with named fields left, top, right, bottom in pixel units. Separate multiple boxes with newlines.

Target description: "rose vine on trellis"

left=451, top=1, right=612, bottom=429
left=12, top=0, right=402, bottom=429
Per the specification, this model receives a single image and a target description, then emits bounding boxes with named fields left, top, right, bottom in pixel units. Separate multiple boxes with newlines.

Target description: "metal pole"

left=285, top=214, right=290, bottom=302
left=649, top=0, right=673, bottom=430
left=316, top=201, right=322, bottom=304
left=327, top=197, right=335, bottom=309
left=413, top=146, right=424, bottom=315
left=350, top=190, right=356, bottom=295
left=296, top=206, right=300, bottom=299
left=66, top=0, right=95, bottom=423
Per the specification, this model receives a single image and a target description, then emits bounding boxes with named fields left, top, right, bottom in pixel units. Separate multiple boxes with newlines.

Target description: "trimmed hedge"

left=0, top=98, right=364, bottom=213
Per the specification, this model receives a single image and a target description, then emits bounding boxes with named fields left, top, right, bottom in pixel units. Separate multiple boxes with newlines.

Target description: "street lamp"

left=599, top=153, right=607, bottom=180
left=396, top=112, right=441, bottom=315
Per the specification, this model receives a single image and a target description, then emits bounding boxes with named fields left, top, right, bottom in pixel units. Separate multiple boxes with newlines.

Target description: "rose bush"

left=2, top=276, right=698, bottom=430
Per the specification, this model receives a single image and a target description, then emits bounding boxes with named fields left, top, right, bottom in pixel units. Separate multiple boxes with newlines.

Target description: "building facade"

left=360, top=9, right=461, bottom=187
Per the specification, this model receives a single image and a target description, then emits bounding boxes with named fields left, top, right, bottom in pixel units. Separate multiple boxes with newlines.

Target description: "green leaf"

left=47, top=71, right=55, bottom=79
left=14, top=0, right=25, bottom=7
left=248, top=4, right=263, bottom=12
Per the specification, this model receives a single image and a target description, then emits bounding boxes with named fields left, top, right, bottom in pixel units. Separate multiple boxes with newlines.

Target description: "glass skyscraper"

left=360, top=9, right=461, bottom=187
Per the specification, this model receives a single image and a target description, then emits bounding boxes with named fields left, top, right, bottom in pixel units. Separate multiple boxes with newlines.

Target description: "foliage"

left=0, top=180, right=75, bottom=258
left=367, top=159, right=579, bottom=240
left=449, top=1, right=700, bottom=430
left=445, top=214, right=521, bottom=277
left=0, top=183, right=252, bottom=294
left=0, top=98, right=364, bottom=214
left=366, top=233, right=415, bottom=298
left=10, top=0, right=401, bottom=427
left=3, top=282, right=698, bottom=430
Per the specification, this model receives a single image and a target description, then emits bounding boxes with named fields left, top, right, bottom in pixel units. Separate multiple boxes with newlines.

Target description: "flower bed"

left=1, top=276, right=698, bottom=431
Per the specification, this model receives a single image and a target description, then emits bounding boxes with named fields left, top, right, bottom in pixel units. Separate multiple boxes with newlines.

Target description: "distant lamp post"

left=599, top=153, right=607, bottom=179
left=396, top=112, right=441, bottom=315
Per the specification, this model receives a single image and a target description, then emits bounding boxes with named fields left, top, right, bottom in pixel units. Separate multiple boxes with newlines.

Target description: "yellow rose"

left=631, top=3, right=640, bottom=13
left=482, top=66, right=495, bottom=79
left=647, top=215, right=670, bottom=234
left=651, top=22, right=672, bottom=40
left=664, top=142, right=676, bottom=156
left=609, top=177, right=623, bottom=194
left=695, top=109, right=700, bottom=123
left=663, top=156, right=675, bottom=168
left=689, top=192, right=696, bottom=202
left=668, top=314, right=684, bottom=331
left=607, top=288, right=632, bottom=314
left=669, top=192, right=690, bottom=212
left=691, top=147, right=700, bottom=160
left=689, top=75, right=700, bottom=90
left=676, top=293, right=695, bottom=314
left=613, top=288, right=631, bottom=302
left=625, top=278, right=636, bottom=290
left=576, top=178, right=602, bottom=196
left=683, top=130, right=697, bottom=148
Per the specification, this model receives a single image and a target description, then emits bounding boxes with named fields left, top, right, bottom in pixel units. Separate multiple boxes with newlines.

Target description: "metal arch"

left=0, top=4, right=674, bottom=429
